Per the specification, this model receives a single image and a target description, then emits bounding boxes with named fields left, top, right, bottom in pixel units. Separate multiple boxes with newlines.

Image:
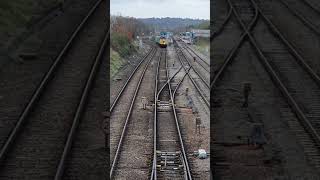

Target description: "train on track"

left=154, top=31, right=173, bottom=48
left=155, top=36, right=167, bottom=48
left=179, top=32, right=194, bottom=44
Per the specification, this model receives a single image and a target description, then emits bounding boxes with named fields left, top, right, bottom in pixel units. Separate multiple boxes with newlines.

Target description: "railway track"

left=211, top=2, right=243, bottom=83
left=110, top=47, right=156, bottom=163
left=175, top=41, right=209, bottom=84
left=179, top=42, right=209, bottom=73
left=169, top=45, right=210, bottom=179
left=150, top=49, right=192, bottom=180
left=174, top=40, right=209, bottom=107
left=277, top=0, right=320, bottom=33
left=55, top=30, right=108, bottom=180
left=0, top=0, right=107, bottom=179
left=109, top=47, right=157, bottom=179
left=110, top=43, right=207, bottom=179
left=212, top=0, right=320, bottom=177
left=254, top=0, right=320, bottom=77
left=248, top=0, right=320, bottom=168
left=110, top=46, right=155, bottom=110
left=212, top=0, right=233, bottom=39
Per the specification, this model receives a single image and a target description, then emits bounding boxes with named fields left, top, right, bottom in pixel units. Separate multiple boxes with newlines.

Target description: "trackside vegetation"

left=110, top=15, right=150, bottom=78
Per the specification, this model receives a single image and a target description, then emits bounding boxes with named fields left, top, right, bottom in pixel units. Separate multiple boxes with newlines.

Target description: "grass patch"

left=0, top=0, right=56, bottom=36
left=110, top=48, right=125, bottom=78
left=111, top=32, right=136, bottom=57
left=193, top=37, right=210, bottom=56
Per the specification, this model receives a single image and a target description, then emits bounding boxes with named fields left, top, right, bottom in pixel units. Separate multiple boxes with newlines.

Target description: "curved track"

left=0, top=1, right=107, bottom=179
left=110, top=47, right=157, bottom=179
left=179, top=41, right=209, bottom=73
left=150, top=49, right=192, bottom=180
left=174, top=40, right=209, bottom=107
left=213, top=0, right=320, bottom=176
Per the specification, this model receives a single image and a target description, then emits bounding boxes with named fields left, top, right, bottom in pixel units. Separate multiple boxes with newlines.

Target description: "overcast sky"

left=110, top=0, right=210, bottom=20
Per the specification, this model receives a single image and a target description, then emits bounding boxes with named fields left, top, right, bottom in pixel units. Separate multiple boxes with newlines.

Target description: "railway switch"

left=156, top=151, right=184, bottom=172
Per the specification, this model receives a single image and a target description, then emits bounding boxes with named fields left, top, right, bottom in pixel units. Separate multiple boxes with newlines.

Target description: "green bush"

left=110, top=48, right=124, bottom=78
left=111, top=32, right=136, bottom=57
left=0, top=0, right=56, bottom=33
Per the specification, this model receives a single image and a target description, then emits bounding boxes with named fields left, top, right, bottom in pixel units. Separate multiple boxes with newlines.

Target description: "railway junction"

left=110, top=37, right=210, bottom=179
left=213, top=0, right=320, bottom=179
left=0, top=0, right=210, bottom=179
left=4, top=0, right=320, bottom=179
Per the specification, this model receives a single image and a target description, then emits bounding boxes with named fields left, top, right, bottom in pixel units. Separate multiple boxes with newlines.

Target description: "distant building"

left=191, top=29, right=210, bottom=38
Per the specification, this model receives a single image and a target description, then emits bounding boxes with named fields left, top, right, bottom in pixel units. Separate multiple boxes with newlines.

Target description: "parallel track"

left=179, top=42, right=209, bottom=73
left=110, top=47, right=155, bottom=112
left=109, top=47, right=156, bottom=163
left=275, top=0, right=320, bottom=34
left=255, top=0, right=320, bottom=77
left=150, top=49, right=192, bottom=180
left=54, top=28, right=109, bottom=180
left=110, top=47, right=157, bottom=179
left=176, top=41, right=209, bottom=85
left=0, top=1, right=107, bottom=179
left=213, top=0, right=320, bottom=175
left=174, top=40, right=210, bottom=107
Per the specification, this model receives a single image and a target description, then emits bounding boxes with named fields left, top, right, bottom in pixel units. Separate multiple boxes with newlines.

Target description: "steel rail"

left=0, top=0, right=103, bottom=163
left=183, top=45, right=209, bottom=66
left=252, top=0, right=320, bottom=86
left=110, top=46, right=155, bottom=112
left=53, top=28, right=109, bottom=180
left=176, top=42, right=210, bottom=88
left=171, top=71, right=193, bottom=177
left=300, top=0, right=320, bottom=14
left=110, top=48, right=157, bottom=179
left=277, top=0, right=320, bottom=35
left=211, top=1, right=258, bottom=90
left=228, top=0, right=320, bottom=147
left=150, top=51, right=186, bottom=180
left=175, top=42, right=209, bottom=88
left=172, top=66, right=191, bottom=99
left=173, top=41, right=209, bottom=107
left=251, top=0, right=320, bottom=146
left=179, top=41, right=209, bottom=67
left=150, top=49, right=161, bottom=180
left=212, top=7, right=233, bottom=40
left=174, top=42, right=209, bottom=107
left=180, top=44, right=210, bottom=73
left=165, top=50, right=192, bottom=180
left=151, top=49, right=192, bottom=180
left=156, top=66, right=183, bottom=98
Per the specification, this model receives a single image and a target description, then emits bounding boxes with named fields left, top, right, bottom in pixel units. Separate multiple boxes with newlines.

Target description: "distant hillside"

left=138, top=17, right=208, bottom=31
left=188, top=21, right=210, bottom=30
